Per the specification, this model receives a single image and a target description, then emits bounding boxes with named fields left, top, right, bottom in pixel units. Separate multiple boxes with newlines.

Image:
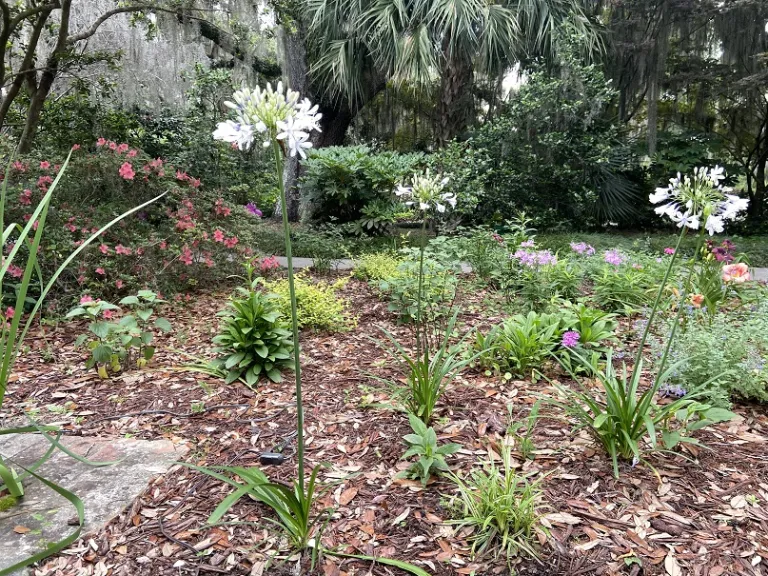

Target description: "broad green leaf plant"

left=0, top=153, right=165, bottom=574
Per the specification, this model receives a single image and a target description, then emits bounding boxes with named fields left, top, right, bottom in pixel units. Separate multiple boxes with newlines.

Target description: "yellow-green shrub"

left=265, top=274, right=356, bottom=332
left=352, top=253, right=402, bottom=282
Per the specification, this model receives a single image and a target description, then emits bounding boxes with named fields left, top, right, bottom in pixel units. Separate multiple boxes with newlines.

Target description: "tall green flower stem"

left=415, top=218, right=427, bottom=360
left=630, top=228, right=686, bottom=385
left=655, top=231, right=707, bottom=379
left=272, top=140, right=305, bottom=492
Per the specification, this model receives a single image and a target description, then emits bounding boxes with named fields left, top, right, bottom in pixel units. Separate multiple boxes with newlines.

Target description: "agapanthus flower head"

left=213, top=82, right=322, bottom=158
left=651, top=166, right=749, bottom=235
left=395, top=170, right=454, bottom=213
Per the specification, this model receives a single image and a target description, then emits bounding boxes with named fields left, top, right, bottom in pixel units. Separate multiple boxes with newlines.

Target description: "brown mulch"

left=3, top=275, right=767, bottom=576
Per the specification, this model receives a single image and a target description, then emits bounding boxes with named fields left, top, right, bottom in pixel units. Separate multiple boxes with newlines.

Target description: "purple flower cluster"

left=561, top=330, right=580, bottom=348
left=570, top=242, right=595, bottom=256
left=245, top=202, right=263, bottom=217
left=604, top=249, right=625, bottom=266
left=520, top=239, right=535, bottom=248
left=511, top=249, right=557, bottom=267
left=706, top=239, right=736, bottom=263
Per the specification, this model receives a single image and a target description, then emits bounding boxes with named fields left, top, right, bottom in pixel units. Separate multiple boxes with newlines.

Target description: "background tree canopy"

left=1, top=0, right=766, bottom=230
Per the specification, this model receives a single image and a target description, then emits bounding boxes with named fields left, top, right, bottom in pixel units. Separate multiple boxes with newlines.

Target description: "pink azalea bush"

left=1, top=139, right=266, bottom=305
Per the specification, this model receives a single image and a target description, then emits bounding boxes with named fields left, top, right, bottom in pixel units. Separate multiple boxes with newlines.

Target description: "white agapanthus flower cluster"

left=212, top=82, right=322, bottom=159
left=395, top=170, right=456, bottom=213
left=650, top=166, right=749, bottom=235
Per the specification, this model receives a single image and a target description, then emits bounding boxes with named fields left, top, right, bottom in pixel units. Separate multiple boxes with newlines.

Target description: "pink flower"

left=99, top=244, right=110, bottom=255
left=159, top=240, right=167, bottom=250
left=117, top=143, right=129, bottom=154
left=71, top=144, right=81, bottom=151
left=116, top=279, right=124, bottom=289
left=109, top=141, right=117, bottom=151
left=95, top=267, right=106, bottom=276
left=66, top=223, right=77, bottom=233
left=8, top=265, right=23, bottom=278
left=103, top=309, right=115, bottom=319
left=96, top=138, right=107, bottom=147
left=19, top=189, right=32, bottom=205
left=722, top=263, right=750, bottom=284
left=224, top=236, right=239, bottom=249
left=12, top=160, right=27, bottom=173
left=664, top=247, right=675, bottom=255
left=189, top=178, right=201, bottom=189
left=40, top=161, right=51, bottom=170
left=118, top=162, right=135, bottom=180
left=150, top=158, right=163, bottom=170
left=127, top=149, right=138, bottom=158
left=6, top=307, right=15, bottom=319
left=115, top=244, right=132, bottom=256
left=213, top=229, right=225, bottom=243
left=179, top=245, right=194, bottom=266
left=77, top=275, right=86, bottom=285
left=176, top=171, right=189, bottom=181
left=37, top=175, right=53, bottom=190
left=80, top=295, right=94, bottom=304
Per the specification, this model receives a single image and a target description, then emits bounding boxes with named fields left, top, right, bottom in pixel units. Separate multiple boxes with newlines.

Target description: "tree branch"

left=66, top=5, right=148, bottom=43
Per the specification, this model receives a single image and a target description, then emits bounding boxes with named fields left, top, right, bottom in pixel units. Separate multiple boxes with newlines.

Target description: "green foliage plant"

left=67, top=290, right=172, bottom=377
left=474, top=311, right=561, bottom=377
left=0, top=153, right=164, bottom=573
left=212, top=288, right=294, bottom=386
left=352, top=252, right=401, bottom=281
left=591, top=265, right=654, bottom=314
left=380, top=257, right=458, bottom=324
left=400, top=414, right=461, bottom=486
left=265, top=274, right=356, bottom=332
left=448, top=443, right=546, bottom=560
left=375, top=311, right=477, bottom=424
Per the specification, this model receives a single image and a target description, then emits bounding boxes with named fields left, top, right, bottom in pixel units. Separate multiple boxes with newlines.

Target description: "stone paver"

left=0, top=434, right=187, bottom=575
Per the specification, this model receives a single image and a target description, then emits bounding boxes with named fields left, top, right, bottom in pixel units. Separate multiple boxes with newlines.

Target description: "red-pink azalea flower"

left=8, top=265, right=23, bottom=278
left=118, top=162, right=135, bottom=180
left=224, top=236, right=239, bottom=249
left=117, top=143, right=129, bottom=154
left=80, top=295, right=94, bottom=304
left=99, top=244, right=110, bottom=254
left=72, top=144, right=81, bottom=151
left=127, top=149, right=138, bottom=158
left=19, top=189, right=32, bottom=205
left=6, top=307, right=15, bottom=319
left=109, top=141, right=117, bottom=151
left=103, top=309, right=115, bottom=319
left=96, top=138, right=107, bottom=147
left=213, top=229, right=225, bottom=243
left=116, top=279, right=124, bottom=289
left=39, top=161, right=51, bottom=170
left=95, top=267, right=106, bottom=276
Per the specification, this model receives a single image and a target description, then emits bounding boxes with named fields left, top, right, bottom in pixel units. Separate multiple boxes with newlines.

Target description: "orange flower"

left=690, top=294, right=705, bottom=308
left=722, top=263, right=750, bottom=284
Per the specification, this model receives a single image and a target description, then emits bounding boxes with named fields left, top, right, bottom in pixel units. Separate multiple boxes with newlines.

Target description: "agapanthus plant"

left=650, top=166, right=749, bottom=235
left=395, top=170, right=455, bottom=213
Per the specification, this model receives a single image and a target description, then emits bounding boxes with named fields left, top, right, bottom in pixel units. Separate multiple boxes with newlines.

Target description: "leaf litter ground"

left=2, top=276, right=767, bottom=576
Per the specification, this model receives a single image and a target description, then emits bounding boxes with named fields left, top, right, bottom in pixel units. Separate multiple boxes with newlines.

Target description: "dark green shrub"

left=300, top=145, right=423, bottom=229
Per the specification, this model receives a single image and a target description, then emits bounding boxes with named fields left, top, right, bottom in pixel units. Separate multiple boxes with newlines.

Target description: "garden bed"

left=3, top=277, right=767, bottom=576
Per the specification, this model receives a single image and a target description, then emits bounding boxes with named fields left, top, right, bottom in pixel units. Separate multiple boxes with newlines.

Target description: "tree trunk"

left=17, top=0, right=71, bottom=153
left=436, top=40, right=474, bottom=146
left=646, top=0, right=669, bottom=156
left=0, top=10, right=51, bottom=130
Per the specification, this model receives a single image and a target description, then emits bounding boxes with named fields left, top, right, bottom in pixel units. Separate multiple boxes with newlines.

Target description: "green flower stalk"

left=214, top=82, right=322, bottom=492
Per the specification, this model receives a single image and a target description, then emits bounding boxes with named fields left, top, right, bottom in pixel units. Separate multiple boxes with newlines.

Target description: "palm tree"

left=306, top=0, right=603, bottom=144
